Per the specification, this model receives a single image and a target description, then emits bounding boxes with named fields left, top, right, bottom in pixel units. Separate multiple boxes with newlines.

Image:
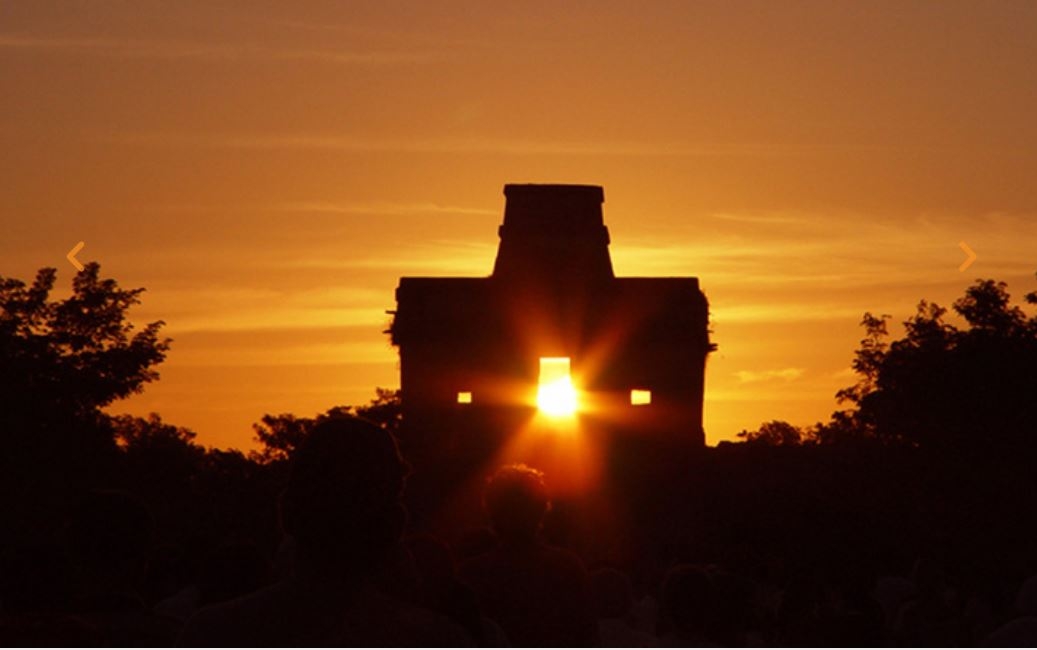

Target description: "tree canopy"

left=737, top=278, right=1037, bottom=459
left=250, top=389, right=402, bottom=464
left=1, top=263, right=171, bottom=486
left=1, top=263, right=170, bottom=428
left=844, top=279, right=1037, bottom=457
left=736, top=420, right=805, bottom=446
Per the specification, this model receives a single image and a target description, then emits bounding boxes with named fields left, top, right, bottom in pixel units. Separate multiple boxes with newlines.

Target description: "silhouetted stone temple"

left=390, top=184, right=711, bottom=468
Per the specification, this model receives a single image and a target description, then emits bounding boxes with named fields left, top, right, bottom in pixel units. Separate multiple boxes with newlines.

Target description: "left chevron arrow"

left=67, top=241, right=85, bottom=271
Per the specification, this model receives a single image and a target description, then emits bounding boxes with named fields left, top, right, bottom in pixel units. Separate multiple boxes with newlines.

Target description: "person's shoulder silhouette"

left=179, top=416, right=469, bottom=647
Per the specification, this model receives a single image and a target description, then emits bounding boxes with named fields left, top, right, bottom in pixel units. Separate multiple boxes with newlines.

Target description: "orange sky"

left=3, top=1, right=1036, bottom=449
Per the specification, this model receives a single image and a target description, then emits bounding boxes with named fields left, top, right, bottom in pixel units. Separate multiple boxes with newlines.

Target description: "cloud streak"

left=275, top=201, right=497, bottom=217
left=100, top=131, right=886, bottom=158
left=0, top=34, right=431, bottom=65
left=277, top=240, right=498, bottom=275
left=734, top=368, right=806, bottom=383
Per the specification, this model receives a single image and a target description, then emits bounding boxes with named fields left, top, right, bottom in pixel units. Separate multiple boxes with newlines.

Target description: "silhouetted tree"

left=354, top=387, right=402, bottom=436
left=110, top=413, right=206, bottom=488
left=835, top=312, right=891, bottom=411
left=736, top=420, right=806, bottom=446
left=249, top=412, right=314, bottom=464
left=249, top=389, right=402, bottom=464
left=809, top=409, right=871, bottom=447
left=1, top=264, right=171, bottom=518
left=836, top=278, right=1037, bottom=458
left=0, top=264, right=170, bottom=428
left=112, top=413, right=203, bottom=455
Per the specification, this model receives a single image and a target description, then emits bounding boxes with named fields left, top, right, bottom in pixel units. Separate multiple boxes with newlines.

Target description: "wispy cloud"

left=277, top=240, right=498, bottom=275
left=613, top=210, right=1037, bottom=288
left=133, top=285, right=394, bottom=334
left=262, top=17, right=495, bottom=49
left=276, top=201, right=496, bottom=217
left=172, top=340, right=395, bottom=367
left=713, top=304, right=865, bottom=324
left=830, top=367, right=857, bottom=380
left=0, top=34, right=431, bottom=65
left=100, top=131, right=862, bottom=158
left=734, top=367, right=806, bottom=383
left=161, top=307, right=390, bottom=334
left=708, top=212, right=813, bottom=225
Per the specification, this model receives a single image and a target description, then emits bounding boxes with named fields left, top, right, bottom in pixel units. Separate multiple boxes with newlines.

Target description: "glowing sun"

left=537, top=357, right=578, bottom=417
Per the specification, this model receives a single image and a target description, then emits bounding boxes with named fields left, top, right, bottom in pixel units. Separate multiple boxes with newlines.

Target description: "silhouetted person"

left=983, top=573, right=1037, bottom=647
left=157, top=541, right=274, bottom=621
left=589, top=567, right=658, bottom=647
left=658, top=564, right=749, bottom=647
left=63, top=490, right=180, bottom=646
left=406, top=533, right=508, bottom=645
left=453, top=526, right=498, bottom=562
left=178, top=417, right=470, bottom=646
left=896, top=557, right=964, bottom=646
left=458, top=464, right=597, bottom=646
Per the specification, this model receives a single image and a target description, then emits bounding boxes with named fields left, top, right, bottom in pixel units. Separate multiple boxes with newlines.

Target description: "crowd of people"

left=2, top=416, right=1037, bottom=646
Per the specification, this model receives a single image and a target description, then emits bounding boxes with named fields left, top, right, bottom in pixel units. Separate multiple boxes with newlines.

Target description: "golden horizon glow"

left=4, top=2, right=1037, bottom=450
left=536, top=357, right=578, bottom=417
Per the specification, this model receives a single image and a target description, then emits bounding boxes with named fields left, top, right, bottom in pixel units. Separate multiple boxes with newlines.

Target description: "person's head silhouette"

left=483, top=463, right=550, bottom=543
left=279, top=416, right=409, bottom=581
left=660, top=564, right=714, bottom=643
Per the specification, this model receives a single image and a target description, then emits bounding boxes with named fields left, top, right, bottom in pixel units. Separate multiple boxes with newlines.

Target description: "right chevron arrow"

left=958, top=241, right=977, bottom=272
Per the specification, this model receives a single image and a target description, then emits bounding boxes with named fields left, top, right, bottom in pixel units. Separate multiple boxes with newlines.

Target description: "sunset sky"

left=3, top=1, right=1036, bottom=449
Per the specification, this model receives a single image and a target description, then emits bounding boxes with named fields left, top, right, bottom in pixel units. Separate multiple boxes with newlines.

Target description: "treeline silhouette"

left=2, top=264, right=1037, bottom=645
